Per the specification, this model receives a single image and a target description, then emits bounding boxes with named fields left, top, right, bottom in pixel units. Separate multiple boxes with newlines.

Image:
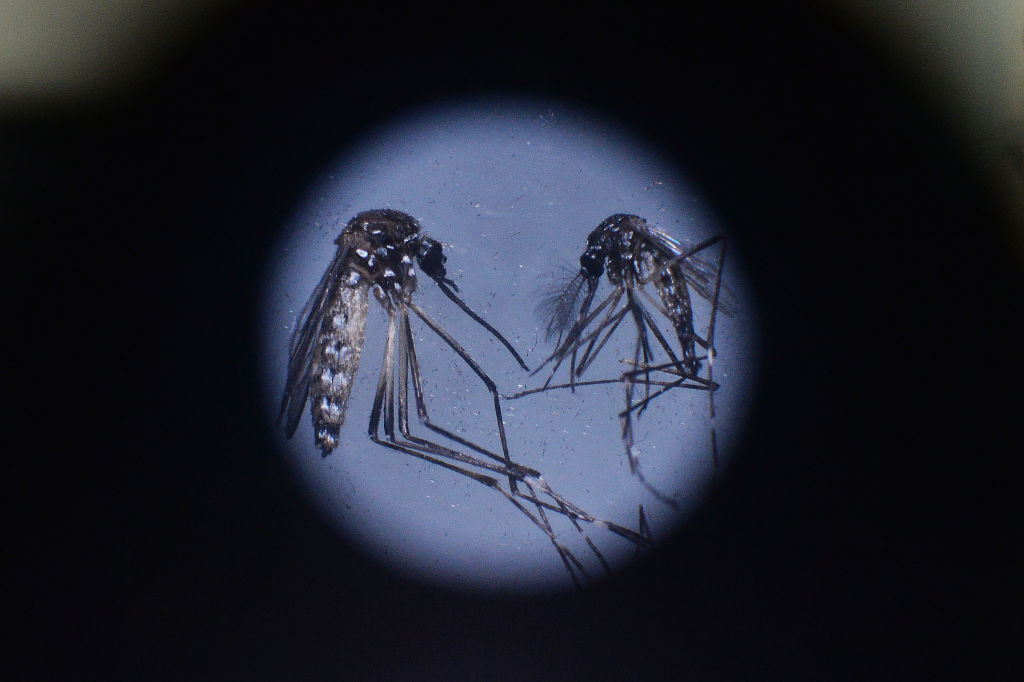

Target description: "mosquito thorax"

left=339, top=209, right=422, bottom=247
left=582, top=213, right=650, bottom=285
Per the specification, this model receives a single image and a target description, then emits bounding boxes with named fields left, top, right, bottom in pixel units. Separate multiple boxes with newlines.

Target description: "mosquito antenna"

left=535, top=267, right=588, bottom=344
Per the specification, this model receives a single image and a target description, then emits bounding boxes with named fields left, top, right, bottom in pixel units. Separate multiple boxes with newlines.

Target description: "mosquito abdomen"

left=309, top=281, right=370, bottom=455
left=653, top=258, right=700, bottom=374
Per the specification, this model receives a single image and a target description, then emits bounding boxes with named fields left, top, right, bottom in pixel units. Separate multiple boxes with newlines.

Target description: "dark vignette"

left=6, top=3, right=1020, bottom=680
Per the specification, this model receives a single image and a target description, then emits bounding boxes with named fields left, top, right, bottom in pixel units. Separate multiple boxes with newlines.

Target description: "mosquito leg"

left=519, top=475, right=652, bottom=565
left=629, top=296, right=710, bottom=412
left=368, top=295, right=532, bottom=479
left=568, top=288, right=623, bottom=366
left=434, top=280, right=530, bottom=372
left=386, top=333, right=643, bottom=553
left=405, top=298, right=654, bottom=571
left=622, top=360, right=709, bottom=380
left=634, top=505, right=653, bottom=561
left=518, top=478, right=591, bottom=584
left=575, top=300, right=630, bottom=377
left=392, top=334, right=594, bottom=534
left=705, top=240, right=727, bottom=473
left=513, top=499, right=586, bottom=588
left=536, top=480, right=612, bottom=578
left=371, top=306, right=586, bottom=585
left=636, top=282, right=702, bottom=368
left=569, top=345, right=579, bottom=394
left=625, top=287, right=656, bottom=413
left=401, top=353, right=586, bottom=584
left=569, top=288, right=624, bottom=391
left=619, top=377, right=718, bottom=418
left=374, top=427, right=587, bottom=586
left=549, top=305, right=630, bottom=384
left=532, top=286, right=617, bottom=386
left=620, top=323, right=642, bottom=475
left=565, top=279, right=601, bottom=390
left=407, top=300, right=523, bottom=495
left=616, top=303, right=680, bottom=508
left=705, top=239, right=726, bottom=361
left=398, top=311, right=538, bottom=478
left=403, top=313, right=654, bottom=568
left=366, top=310, right=498, bottom=485
left=503, top=376, right=680, bottom=400
left=634, top=296, right=687, bottom=378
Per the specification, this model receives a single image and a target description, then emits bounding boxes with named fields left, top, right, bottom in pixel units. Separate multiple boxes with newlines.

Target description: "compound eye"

left=417, top=239, right=447, bottom=279
left=579, top=250, right=603, bottom=278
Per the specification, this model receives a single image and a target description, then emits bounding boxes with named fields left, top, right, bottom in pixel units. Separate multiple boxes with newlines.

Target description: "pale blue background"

left=258, top=96, right=758, bottom=594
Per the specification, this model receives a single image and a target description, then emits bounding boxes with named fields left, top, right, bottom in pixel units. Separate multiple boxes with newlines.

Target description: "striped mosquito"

left=278, top=209, right=650, bottom=587
left=506, top=213, right=732, bottom=508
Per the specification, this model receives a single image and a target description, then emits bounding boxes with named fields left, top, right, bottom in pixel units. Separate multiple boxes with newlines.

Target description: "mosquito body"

left=279, top=209, right=648, bottom=586
left=518, top=213, right=731, bottom=506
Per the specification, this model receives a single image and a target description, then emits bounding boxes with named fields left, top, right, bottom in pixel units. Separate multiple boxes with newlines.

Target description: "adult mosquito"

left=507, top=213, right=732, bottom=508
left=278, top=209, right=649, bottom=587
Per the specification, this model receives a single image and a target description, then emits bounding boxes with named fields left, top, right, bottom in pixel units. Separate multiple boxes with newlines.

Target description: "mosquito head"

left=579, top=246, right=604, bottom=280
left=416, top=236, right=458, bottom=290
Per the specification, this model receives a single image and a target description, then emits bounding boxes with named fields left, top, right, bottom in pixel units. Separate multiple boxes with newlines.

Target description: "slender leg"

left=366, top=310, right=500, bottom=485
left=403, top=304, right=648, bottom=560
left=575, top=302, right=630, bottom=377
left=556, top=303, right=629, bottom=383
left=634, top=504, right=653, bottom=561
left=572, top=289, right=626, bottom=389
left=434, top=279, right=530, bottom=372
left=626, top=286, right=656, bottom=412
left=618, top=313, right=682, bottom=509
left=368, top=300, right=651, bottom=581
left=532, top=286, right=618, bottom=387
left=401, top=313, right=591, bottom=584
left=503, top=375, right=682, bottom=400
left=635, top=297, right=687, bottom=378
left=704, top=240, right=727, bottom=473
left=407, top=301, right=520, bottom=494
left=399, top=310, right=537, bottom=478
left=370, top=304, right=589, bottom=585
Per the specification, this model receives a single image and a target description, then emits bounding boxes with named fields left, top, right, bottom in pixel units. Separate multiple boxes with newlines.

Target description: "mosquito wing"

left=279, top=246, right=351, bottom=438
left=676, top=253, right=736, bottom=316
left=639, top=223, right=736, bottom=316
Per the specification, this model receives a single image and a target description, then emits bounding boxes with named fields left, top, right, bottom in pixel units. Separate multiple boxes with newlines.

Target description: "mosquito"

left=507, top=213, right=732, bottom=508
left=278, top=209, right=650, bottom=587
